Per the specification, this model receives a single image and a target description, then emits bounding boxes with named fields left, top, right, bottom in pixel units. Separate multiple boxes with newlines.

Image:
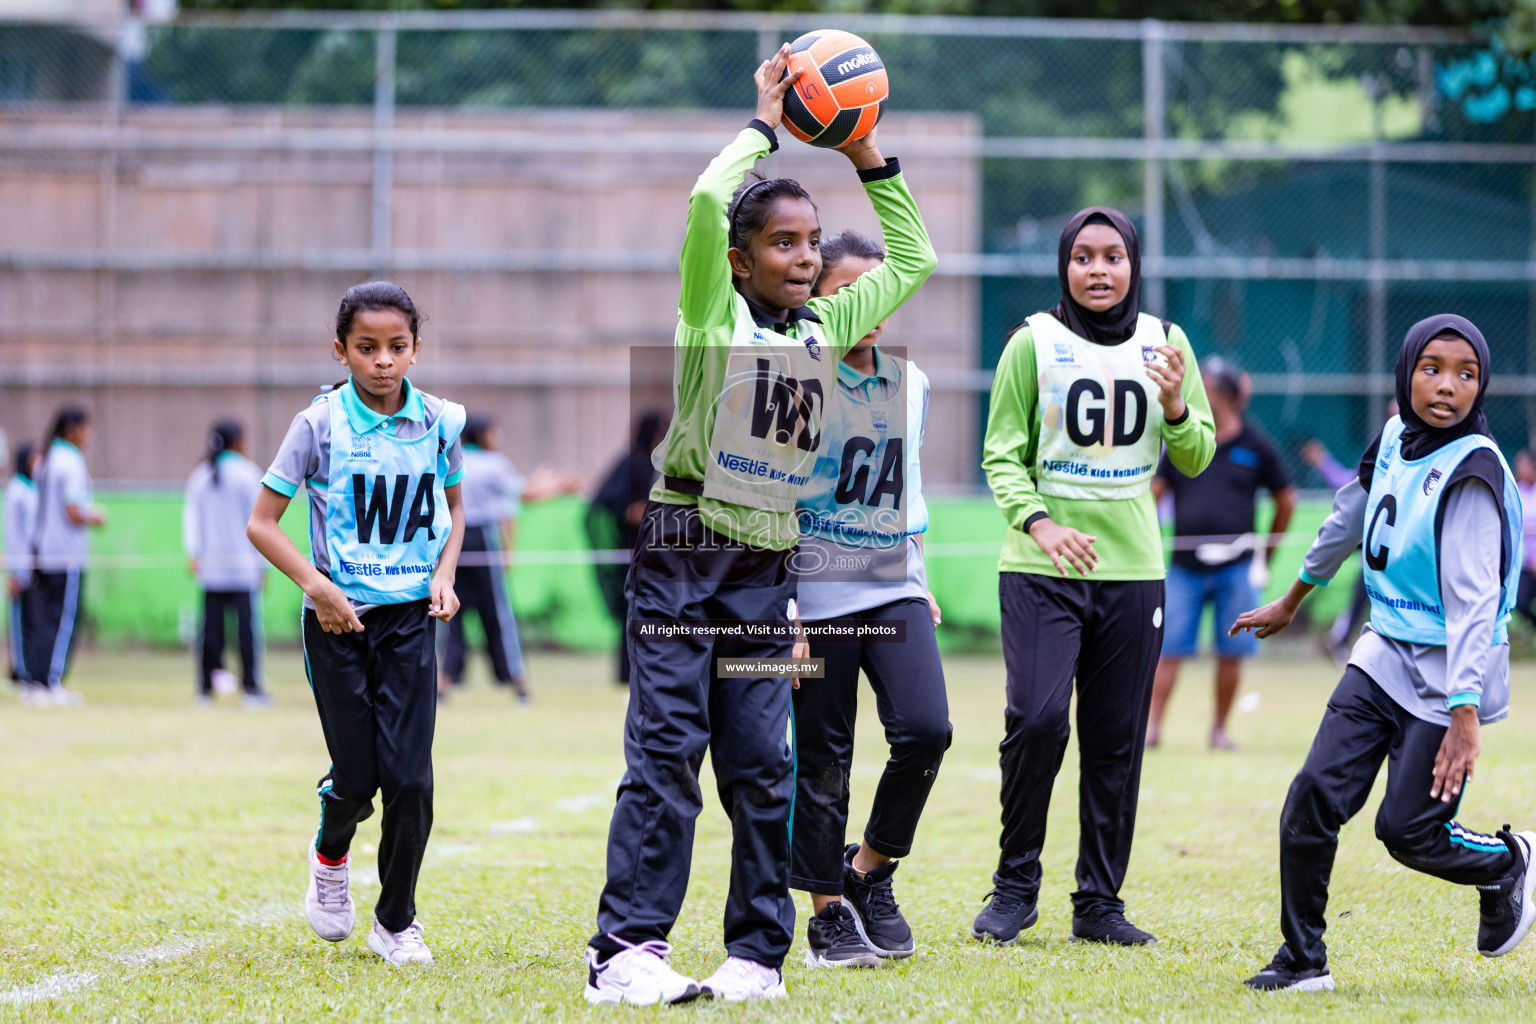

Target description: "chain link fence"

left=4, top=11, right=1536, bottom=488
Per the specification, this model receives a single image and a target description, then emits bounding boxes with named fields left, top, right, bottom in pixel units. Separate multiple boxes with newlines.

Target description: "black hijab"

left=1045, top=207, right=1142, bottom=346
left=1358, top=313, right=1492, bottom=490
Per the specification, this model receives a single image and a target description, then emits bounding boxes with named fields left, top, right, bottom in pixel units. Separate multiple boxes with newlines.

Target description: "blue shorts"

left=1162, top=560, right=1259, bottom=659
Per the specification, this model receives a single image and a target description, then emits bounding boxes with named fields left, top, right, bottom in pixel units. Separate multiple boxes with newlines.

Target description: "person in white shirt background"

left=183, top=420, right=270, bottom=707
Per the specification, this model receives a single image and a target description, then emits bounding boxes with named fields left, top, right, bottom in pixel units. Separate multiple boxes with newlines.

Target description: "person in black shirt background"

left=1147, top=358, right=1296, bottom=750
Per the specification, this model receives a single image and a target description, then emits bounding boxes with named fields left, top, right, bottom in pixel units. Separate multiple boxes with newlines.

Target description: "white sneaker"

left=699, top=956, right=786, bottom=1002
left=304, top=842, right=355, bottom=942
left=367, top=918, right=433, bottom=965
left=583, top=941, right=699, bottom=1005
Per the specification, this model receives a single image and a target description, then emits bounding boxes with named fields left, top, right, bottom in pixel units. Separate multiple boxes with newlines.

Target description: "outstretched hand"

left=754, top=45, right=800, bottom=131
left=1227, top=597, right=1297, bottom=639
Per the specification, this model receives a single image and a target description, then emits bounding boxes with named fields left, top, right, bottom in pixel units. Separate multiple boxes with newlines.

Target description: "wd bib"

left=325, top=391, right=467, bottom=605
left=797, top=353, right=929, bottom=549
left=1029, top=312, right=1167, bottom=500
left=1361, top=416, right=1522, bottom=645
left=701, top=292, right=838, bottom=513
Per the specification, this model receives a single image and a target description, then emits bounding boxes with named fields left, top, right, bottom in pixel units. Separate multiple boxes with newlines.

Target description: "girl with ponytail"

left=182, top=419, right=268, bottom=706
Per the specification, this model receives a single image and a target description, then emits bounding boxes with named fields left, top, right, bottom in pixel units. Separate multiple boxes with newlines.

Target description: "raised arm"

left=809, top=132, right=938, bottom=356
left=1158, top=325, right=1216, bottom=478
left=678, top=47, right=797, bottom=333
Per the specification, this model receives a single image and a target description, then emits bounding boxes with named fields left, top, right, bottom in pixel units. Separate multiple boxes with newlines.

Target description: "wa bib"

left=1362, top=415, right=1521, bottom=645
left=797, top=354, right=929, bottom=549
left=1029, top=312, right=1166, bottom=500
left=701, top=292, right=837, bottom=513
left=325, top=391, right=467, bottom=605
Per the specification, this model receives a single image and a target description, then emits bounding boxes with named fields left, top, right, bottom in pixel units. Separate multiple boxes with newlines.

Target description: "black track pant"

left=198, top=589, right=262, bottom=695
left=24, top=570, right=83, bottom=688
left=994, top=572, right=1164, bottom=917
left=1273, top=665, right=1514, bottom=971
left=791, top=598, right=951, bottom=894
left=591, top=502, right=797, bottom=968
left=440, top=524, right=524, bottom=685
left=8, top=590, right=27, bottom=682
left=304, top=599, right=436, bottom=934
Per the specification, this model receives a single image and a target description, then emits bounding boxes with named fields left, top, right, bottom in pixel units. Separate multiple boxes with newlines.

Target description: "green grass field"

left=3, top=648, right=1535, bottom=1022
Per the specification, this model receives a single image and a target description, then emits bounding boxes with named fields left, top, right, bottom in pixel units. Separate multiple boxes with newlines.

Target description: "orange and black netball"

left=781, top=30, right=889, bottom=149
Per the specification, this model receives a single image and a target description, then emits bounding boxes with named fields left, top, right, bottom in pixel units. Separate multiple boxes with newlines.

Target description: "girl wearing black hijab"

left=1231, top=314, right=1535, bottom=992
left=974, top=208, right=1215, bottom=946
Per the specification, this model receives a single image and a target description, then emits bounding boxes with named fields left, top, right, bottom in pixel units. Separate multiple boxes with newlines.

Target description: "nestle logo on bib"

left=1053, top=342, right=1074, bottom=363
left=717, top=451, right=769, bottom=477
left=338, top=557, right=383, bottom=577
left=350, top=435, right=371, bottom=459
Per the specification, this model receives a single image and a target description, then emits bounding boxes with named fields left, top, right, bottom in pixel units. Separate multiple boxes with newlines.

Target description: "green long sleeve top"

left=982, top=321, right=1216, bottom=580
left=651, top=121, right=938, bottom=550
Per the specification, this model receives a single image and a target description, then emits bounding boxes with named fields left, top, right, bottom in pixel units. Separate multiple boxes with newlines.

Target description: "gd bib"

left=1029, top=312, right=1166, bottom=500
left=324, top=390, right=467, bottom=604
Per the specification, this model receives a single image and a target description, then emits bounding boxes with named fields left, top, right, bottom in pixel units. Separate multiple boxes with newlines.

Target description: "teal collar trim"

left=463, top=443, right=482, bottom=452
left=340, top=377, right=425, bottom=434
left=215, top=450, right=241, bottom=463
left=837, top=346, right=898, bottom=389
left=50, top=438, right=81, bottom=455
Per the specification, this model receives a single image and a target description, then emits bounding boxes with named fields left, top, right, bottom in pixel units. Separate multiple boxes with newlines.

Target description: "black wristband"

left=746, top=119, right=780, bottom=154
left=856, top=157, right=901, bottom=183
left=1165, top=403, right=1190, bottom=427
left=1022, top=511, right=1049, bottom=533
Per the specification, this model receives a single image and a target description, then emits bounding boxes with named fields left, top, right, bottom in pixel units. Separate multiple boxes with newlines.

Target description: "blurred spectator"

left=5, top=444, right=40, bottom=688
left=585, top=412, right=665, bottom=685
left=439, top=414, right=581, bottom=703
left=1148, top=358, right=1296, bottom=751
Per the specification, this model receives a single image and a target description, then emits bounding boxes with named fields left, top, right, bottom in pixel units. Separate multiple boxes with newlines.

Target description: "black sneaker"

left=841, top=844, right=915, bottom=958
left=969, top=888, right=1038, bottom=945
left=1478, top=826, right=1536, bottom=957
left=804, top=901, right=880, bottom=969
left=1070, top=910, right=1156, bottom=946
left=1244, top=958, right=1335, bottom=992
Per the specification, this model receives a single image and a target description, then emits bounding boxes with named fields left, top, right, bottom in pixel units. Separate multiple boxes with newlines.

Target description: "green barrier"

left=3, top=491, right=1353, bottom=652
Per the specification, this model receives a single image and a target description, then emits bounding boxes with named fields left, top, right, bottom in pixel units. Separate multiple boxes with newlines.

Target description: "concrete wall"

left=0, top=105, right=980, bottom=491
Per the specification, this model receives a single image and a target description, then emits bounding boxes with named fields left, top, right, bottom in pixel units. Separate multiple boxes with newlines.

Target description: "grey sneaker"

left=303, top=842, right=355, bottom=942
left=1478, top=827, right=1536, bottom=957
left=367, top=918, right=432, bottom=965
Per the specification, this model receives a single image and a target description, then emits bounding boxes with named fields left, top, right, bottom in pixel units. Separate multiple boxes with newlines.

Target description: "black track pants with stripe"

left=1274, top=665, right=1515, bottom=972
left=591, top=502, right=798, bottom=969
left=305, top=599, right=436, bottom=935
left=791, top=597, right=952, bottom=894
left=993, top=571, right=1165, bottom=918
left=440, top=524, right=523, bottom=685
left=24, top=570, right=83, bottom=687
left=198, top=589, right=262, bottom=695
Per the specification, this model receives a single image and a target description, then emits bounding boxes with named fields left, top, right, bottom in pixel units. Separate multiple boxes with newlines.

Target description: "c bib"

left=1361, top=416, right=1522, bottom=645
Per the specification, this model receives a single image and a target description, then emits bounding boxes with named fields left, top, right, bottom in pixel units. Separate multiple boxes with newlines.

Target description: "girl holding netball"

left=1232, top=314, right=1534, bottom=992
left=247, top=281, right=467, bottom=966
left=183, top=420, right=269, bottom=706
left=973, top=208, right=1214, bottom=947
left=585, top=45, right=935, bottom=1005
left=792, top=230, right=950, bottom=969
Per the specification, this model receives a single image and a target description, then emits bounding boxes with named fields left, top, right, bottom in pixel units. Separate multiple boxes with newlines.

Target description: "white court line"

left=0, top=971, right=99, bottom=1006
left=555, top=792, right=610, bottom=814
